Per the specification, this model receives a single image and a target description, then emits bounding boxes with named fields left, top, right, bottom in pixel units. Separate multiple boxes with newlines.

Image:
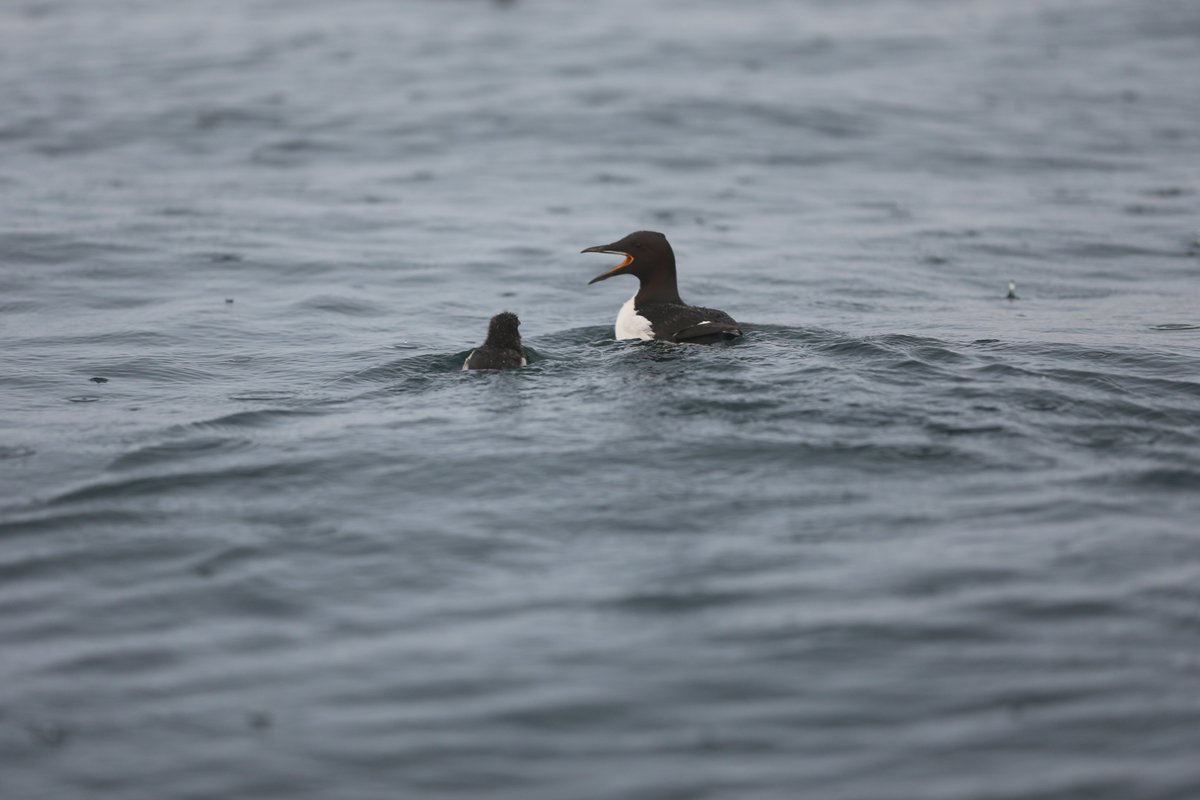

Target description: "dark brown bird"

left=582, top=231, right=742, bottom=344
left=463, top=312, right=526, bottom=370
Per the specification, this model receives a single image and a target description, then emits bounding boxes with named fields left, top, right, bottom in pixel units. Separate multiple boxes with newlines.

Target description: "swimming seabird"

left=463, top=311, right=527, bottom=370
left=581, top=230, right=742, bottom=344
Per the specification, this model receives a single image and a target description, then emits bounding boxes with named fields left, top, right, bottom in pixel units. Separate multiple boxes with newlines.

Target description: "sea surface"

left=3, top=1, right=1200, bottom=798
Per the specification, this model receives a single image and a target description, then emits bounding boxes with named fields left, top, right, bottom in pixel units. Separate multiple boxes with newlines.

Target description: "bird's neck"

left=634, top=259, right=682, bottom=306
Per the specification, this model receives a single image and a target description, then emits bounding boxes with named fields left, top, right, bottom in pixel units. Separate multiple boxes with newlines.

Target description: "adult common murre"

left=463, top=311, right=527, bottom=370
left=581, top=230, right=742, bottom=344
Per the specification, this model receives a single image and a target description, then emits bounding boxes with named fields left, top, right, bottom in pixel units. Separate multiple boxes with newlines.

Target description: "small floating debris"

left=90, top=376, right=108, bottom=384
left=225, top=298, right=234, bottom=304
left=1006, top=280, right=1018, bottom=300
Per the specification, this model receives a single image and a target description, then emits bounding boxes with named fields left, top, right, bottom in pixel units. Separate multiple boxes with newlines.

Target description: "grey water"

left=3, top=0, right=1200, bottom=797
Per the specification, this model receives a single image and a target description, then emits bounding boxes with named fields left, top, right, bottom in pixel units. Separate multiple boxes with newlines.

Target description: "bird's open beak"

left=581, top=244, right=635, bottom=285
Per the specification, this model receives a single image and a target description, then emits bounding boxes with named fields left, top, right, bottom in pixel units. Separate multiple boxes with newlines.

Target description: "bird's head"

left=485, top=311, right=522, bottom=349
left=581, top=230, right=675, bottom=285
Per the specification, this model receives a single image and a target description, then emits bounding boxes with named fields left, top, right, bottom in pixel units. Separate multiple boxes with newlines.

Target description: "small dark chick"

left=463, top=311, right=527, bottom=370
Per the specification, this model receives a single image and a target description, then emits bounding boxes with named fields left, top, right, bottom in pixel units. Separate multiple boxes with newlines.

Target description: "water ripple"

left=3, top=0, right=1200, bottom=797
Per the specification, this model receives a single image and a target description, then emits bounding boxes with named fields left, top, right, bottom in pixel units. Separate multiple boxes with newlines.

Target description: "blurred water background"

left=2, top=0, right=1200, bottom=797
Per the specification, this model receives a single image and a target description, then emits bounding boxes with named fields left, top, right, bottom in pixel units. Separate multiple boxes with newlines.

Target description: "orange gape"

left=596, top=253, right=634, bottom=280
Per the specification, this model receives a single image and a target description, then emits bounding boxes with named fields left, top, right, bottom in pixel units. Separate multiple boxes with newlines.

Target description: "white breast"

left=615, top=295, right=654, bottom=341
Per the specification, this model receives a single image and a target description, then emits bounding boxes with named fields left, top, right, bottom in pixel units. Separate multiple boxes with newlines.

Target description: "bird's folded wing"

left=672, top=321, right=743, bottom=342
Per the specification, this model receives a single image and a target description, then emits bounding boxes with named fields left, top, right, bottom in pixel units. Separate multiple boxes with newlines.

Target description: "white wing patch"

left=615, top=294, right=654, bottom=341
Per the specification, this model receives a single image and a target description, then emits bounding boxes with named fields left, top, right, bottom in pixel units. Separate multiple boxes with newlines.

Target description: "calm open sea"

left=3, top=1, right=1200, bottom=797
